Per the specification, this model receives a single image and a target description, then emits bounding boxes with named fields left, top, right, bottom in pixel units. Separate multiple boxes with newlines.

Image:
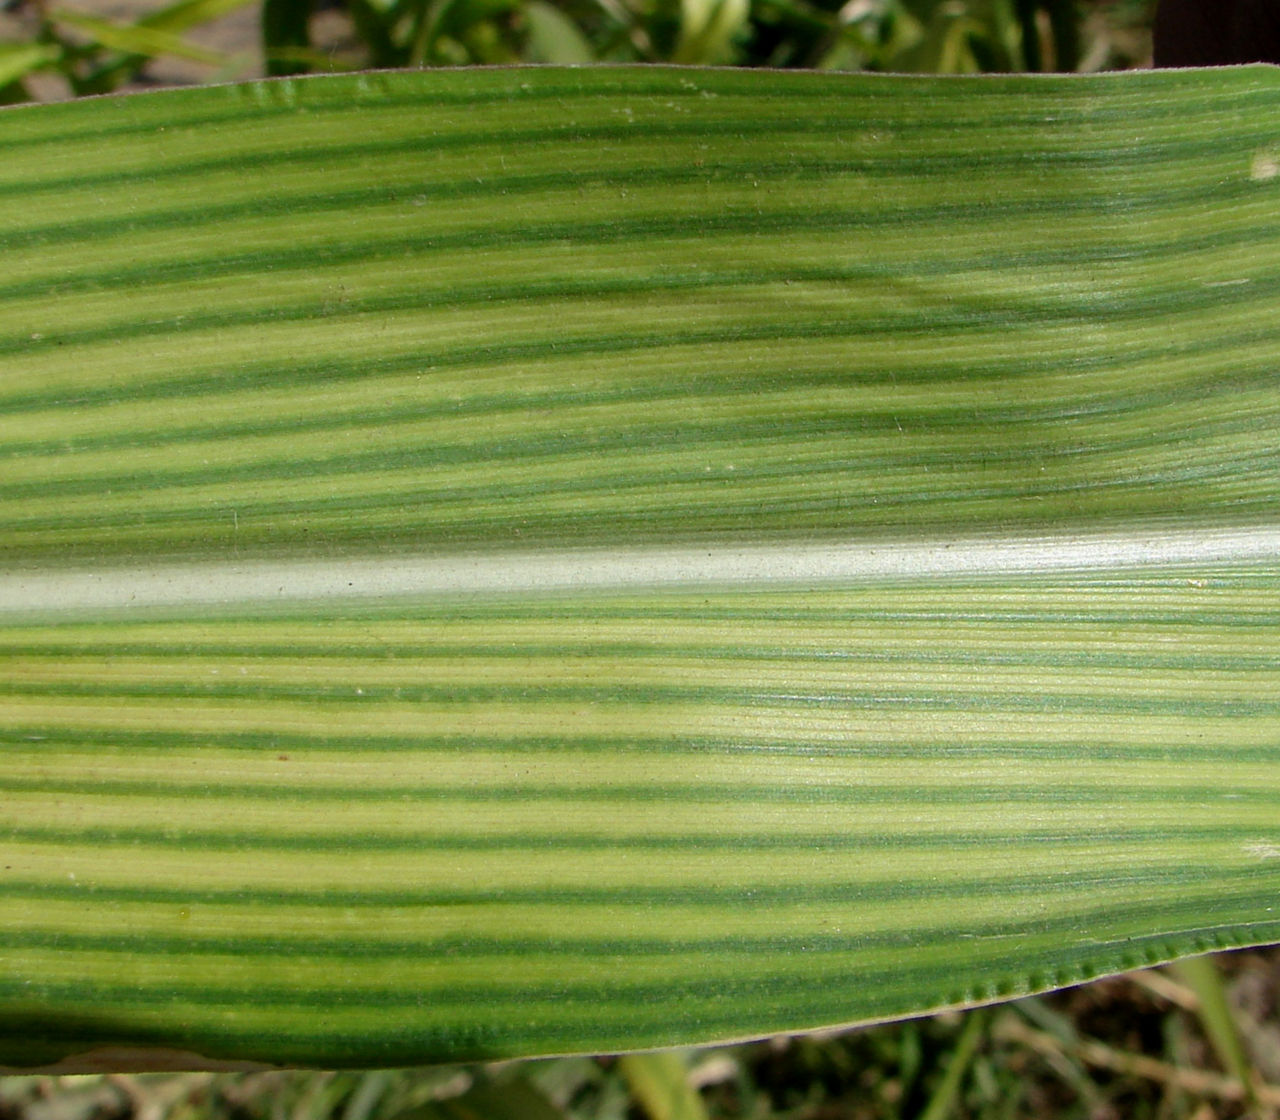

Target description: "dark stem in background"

left=262, top=0, right=313, bottom=74
left=1154, top=0, right=1280, bottom=66
left=1014, top=0, right=1042, bottom=70
left=1014, top=0, right=1079, bottom=72
left=1044, top=0, right=1078, bottom=70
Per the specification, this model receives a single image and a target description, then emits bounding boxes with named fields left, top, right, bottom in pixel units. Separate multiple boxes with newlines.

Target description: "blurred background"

left=0, top=0, right=1156, bottom=101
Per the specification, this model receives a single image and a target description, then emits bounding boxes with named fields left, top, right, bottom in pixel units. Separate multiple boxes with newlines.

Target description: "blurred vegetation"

left=0, top=0, right=1157, bottom=101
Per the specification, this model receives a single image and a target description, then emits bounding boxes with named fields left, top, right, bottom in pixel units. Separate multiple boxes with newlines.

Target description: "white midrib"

left=2, top=524, right=1279, bottom=616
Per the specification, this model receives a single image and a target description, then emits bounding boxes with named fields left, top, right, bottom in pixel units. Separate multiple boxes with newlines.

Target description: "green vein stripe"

left=9, top=142, right=1265, bottom=252
left=6, top=324, right=1277, bottom=435
left=1, top=100, right=1268, bottom=197
left=2, top=862, right=1273, bottom=908
left=7, top=917, right=1275, bottom=1068
left=5, top=729, right=1276, bottom=764
left=4, top=483, right=1272, bottom=556
left=5, top=392, right=1277, bottom=499
left=3, top=165, right=1271, bottom=280
left=8, top=241, right=1280, bottom=374
left=0, top=643, right=1276, bottom=670
left=1, top=822, right=1272, bottom=852
left=2, top=885, right=1272, bottom=965
left=3, top=449, right=1276, bottom=519
left=3, top=599, right=1279, bottom=624
left=5, top=916, right=1276, bottom=1067
left=4, top=684, right=1278, bottom=716
left=0, top=776, right=1274, bottom=803
left=4, top=895, right=1275, bottom=1010
left=6, top=187, right=1278, bottom=312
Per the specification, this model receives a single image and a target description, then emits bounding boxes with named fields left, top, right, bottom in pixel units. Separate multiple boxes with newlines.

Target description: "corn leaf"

left=1, top=65, right=1279, bottom=1072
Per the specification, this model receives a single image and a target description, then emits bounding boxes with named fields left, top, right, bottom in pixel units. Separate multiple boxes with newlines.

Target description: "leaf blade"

left=1, top=65, right=1279, bottom=1070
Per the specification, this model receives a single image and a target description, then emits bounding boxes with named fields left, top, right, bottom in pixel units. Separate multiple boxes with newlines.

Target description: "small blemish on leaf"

left=1250, top=148, right=1280, bottom=181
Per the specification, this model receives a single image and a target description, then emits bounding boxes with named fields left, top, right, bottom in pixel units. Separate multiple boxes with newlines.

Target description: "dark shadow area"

left=1155, top=0, right=1280, bottom=65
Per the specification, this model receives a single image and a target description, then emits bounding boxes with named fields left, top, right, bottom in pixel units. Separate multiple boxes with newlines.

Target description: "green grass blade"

left=1169, top=955, right=1261, bottom=1109
left=48, top=8, right=227, bottom=62
left=138, top=0, right=259, bottom=35
left=0, top=43, right=61, bottom=88
left=919, top=1010, right=988, bottom=1120
left=523, top=2, right=594, bottom=64
left=618, top=1052, right=709, bottom=1120
left=1, top=65, right=1279, bottom=1071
